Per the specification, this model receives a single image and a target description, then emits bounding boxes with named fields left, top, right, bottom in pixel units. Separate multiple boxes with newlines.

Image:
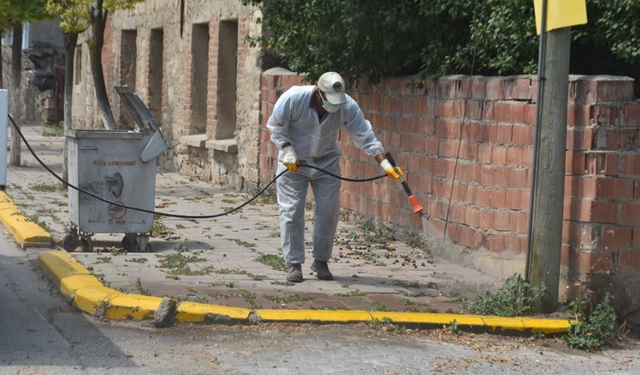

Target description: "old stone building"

left=73, top=0, right=265, bottom=190
left=1, top=20, right=65, bottom=123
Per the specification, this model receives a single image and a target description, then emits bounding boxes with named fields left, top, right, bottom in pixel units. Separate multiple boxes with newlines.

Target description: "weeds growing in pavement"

left=564, top=292, right=618, bottom=352
left=255, top=253, right=287, bottom=271
left=372, top=317, right=407, bottom=334
left=41, top=122, right=64, bottom=137
left=458, top=273, right=546, bottom=317
left=158, top=252, right=214, bottom=276
left=264, top=294, right=314, bottom=304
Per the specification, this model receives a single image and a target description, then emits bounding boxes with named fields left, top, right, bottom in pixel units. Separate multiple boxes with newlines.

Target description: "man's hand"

left=283, top=146, right=299, bottom=172
left=379, top=159, right=405, bottom=179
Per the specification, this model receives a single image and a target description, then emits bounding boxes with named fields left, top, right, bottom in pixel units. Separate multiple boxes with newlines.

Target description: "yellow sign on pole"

left=533, top=0, right=587, bottom=34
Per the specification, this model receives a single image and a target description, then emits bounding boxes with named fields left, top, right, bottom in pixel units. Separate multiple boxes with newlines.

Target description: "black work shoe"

left=286, top=264, right=303, bottom=283
left=311, top=260, right=333, bottom=280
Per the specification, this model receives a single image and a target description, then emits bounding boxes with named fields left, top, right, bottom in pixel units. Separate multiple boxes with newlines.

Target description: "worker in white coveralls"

left=267, top=72, right=405, bottom=282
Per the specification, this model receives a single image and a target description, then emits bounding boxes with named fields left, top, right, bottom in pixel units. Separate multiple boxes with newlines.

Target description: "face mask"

left=319, top=89, right=341, bottom=113
left=322, top=101, right=340, bottom=114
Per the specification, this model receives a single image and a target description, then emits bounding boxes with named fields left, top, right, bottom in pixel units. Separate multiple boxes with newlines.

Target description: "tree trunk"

left=89, top=2, right=116, bottom=130
left=62, top=32, right=78, bottom=183
left=10, top=24, right=23, bottom=167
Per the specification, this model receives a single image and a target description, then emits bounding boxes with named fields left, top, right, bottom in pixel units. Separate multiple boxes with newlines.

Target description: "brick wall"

left=259, top=70, right=640, bottom=310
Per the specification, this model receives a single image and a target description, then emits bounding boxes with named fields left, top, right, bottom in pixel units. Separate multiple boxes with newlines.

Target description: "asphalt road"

left=2, top=230, right=640, bottom=375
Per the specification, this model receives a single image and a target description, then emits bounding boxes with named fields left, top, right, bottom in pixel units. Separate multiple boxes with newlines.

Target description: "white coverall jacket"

left=267, top=85, right=385, bottom=266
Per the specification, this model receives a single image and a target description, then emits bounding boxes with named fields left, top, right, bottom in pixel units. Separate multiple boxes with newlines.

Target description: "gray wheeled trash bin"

left=62, top=86, right=167, bottom=252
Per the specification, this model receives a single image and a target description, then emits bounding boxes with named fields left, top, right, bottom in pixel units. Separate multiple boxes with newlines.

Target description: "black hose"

left=7, top=114, right=386, bottom=219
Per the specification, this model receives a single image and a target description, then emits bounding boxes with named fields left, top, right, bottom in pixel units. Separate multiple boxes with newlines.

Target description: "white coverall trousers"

left=276, top=159, right=341, bottom=267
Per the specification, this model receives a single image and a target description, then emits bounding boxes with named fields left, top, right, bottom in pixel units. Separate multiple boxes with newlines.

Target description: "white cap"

left=318, top=72, right=347, bottom=105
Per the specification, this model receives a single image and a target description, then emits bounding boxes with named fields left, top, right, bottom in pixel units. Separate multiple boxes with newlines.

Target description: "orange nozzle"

left=408, top=195, right=424, bottom=214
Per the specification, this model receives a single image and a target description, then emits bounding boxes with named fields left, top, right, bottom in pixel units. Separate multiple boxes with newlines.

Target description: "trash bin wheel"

left=122, top=234, right=139, bottom=251
left=81, top=237, right=93, bottom=253
left=62, top=232, right=80, bottom=252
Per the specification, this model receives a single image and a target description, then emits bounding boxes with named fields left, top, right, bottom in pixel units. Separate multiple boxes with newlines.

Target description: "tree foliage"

left=0, top=0, right=49, bottom=29
left=243, top=0, right=640, bottom=88
left=45, top=0, right=91, bottom=33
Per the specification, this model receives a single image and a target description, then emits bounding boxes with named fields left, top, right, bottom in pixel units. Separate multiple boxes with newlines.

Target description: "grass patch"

left=226, top=289, right=256, bottom=299
left=255, top=253, right=287, bottom=271
left=158, top=252, right=214, bottom=276
left=229, top=238, right=256, bottom=248
left=264, top=294, right=315, bottom=304
left=334, top=289, right=366, bottom=297
left=41, top=122, right=64, bottom=137
left=29, top=183, right=65, bottom=192
left=215, top=268, right=248, bottom=275
left=126, top=257, right=148, bottom=263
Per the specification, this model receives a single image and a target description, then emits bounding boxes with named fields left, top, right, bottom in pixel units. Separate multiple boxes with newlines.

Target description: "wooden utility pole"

left=529, top=26, right=571, bottom=313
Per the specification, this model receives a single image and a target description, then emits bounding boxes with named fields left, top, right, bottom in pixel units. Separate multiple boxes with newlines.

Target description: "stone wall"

left=75, top=0, right=263, bottom=188
left=259, top=70, right=640, bottom=321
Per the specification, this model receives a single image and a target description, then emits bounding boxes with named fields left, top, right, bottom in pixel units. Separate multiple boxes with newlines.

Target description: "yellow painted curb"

left=106, top=294, right=162, bottom=320
left=522, top=317, right=573, bottom=334
left=0, top=191, right=52, bottom=248
left=256, top=309, right=373, bottom=323
left=37, top=251, right=575, bottom=333
left=38, top=251, right=92, bottom=287
left=371, top=312, right=485, bottom=326
left=176, top=302, right=251, bottom=323
left=73, top=286, right=122, bottom=315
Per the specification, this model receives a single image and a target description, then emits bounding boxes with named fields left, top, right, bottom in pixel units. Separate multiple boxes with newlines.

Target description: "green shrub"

left=243, top=0, right=640, bottom=93
left=564, top=292, right=618, bottom=352
left=459, top=273, right=546, bottom=317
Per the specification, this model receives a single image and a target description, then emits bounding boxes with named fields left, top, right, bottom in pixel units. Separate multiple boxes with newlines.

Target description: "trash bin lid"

left=115, top=85, right=162, bottom=134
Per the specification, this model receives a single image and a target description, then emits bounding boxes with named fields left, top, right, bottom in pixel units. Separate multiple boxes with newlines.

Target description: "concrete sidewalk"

left=1, top=123, right=572, bottom=333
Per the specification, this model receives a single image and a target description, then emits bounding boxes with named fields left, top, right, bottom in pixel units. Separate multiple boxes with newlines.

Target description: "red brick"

left=438, top=139, right=460, bottom=158
left=490, top=188, right=507, bottom=208
left=567, top=104, right=591, bottom=126
left=565, top=151, right=587, bottom=175
left=260, top=73, right=275, bottom=89
left=467, top=122, right=490, bottom=143
left=597, top=226, right=632, bottom=248
left=586, top=152, right=619, bottom=176
left=432, top=159, right=455, bottom=178
left=592, top=105, right=620, bottom=126
left=579, top=251, right=616, bottom=274
left=465, top=206, right=480, bottom=227
left=512, top=125, right=534, bottom=146
left=605, top=129, right=640, bottom=150
left=487, top=233, right=506, bottom=252
left=621, top=154, right=640, bottom=176
left=620, top=203, right=640, bottom=225
left=620, top=251, right=640, bottom=272
left=506, top=147, right=529, bottom=167
left=475, top=187, right=492, bottom=207
left=479, top=211, right=494, bottom=231
left=635, top=227, right=640, bottom=248
left=492, top=145, right=508, bottom=165
left=510, top=168, right=530, bottom=189
left=566, top=128, right=595, bottom=151
left=506, top=189, right=528, bottom=210
left=626, top=103, right=640, bottom=127
left=563, top=199, right=616, bottom=223
left=489, top=124, right=513, bottom=144
left=493, top=210, right=512, bottom=231
left=478, top=143, right=493, bottom=164
left=594, top=177, right=634, bottom=199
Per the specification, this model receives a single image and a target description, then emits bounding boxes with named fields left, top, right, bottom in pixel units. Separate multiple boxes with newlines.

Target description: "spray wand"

left=385, top=152, right=424, bottom=215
